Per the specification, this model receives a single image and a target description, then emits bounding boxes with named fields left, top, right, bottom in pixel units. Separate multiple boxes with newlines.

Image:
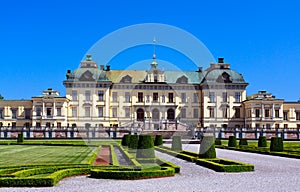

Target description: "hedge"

left=136, top=135, right=155, bottom=159
left=0, top=167, right=90, bottom=187
left=195, top=158, right=254, bottom=172
left=90, top=167, right=175, bottom=180
left=239, top=139, right=248, bottom=146
left=128, top=135, right=139, bottom=149
left=228, top=136, right=237, bottom=147
left=270, top=137, right=283, bottom=152
left=156, top=159, right=180, bottom=173
left=171, top=136, right=182, bottom=152
left=199, top=136, right=216, bottom=158
left=154, top=135, right=163, bottom=146
left=121, top=134, right=131, bottom=146
left=258, top=136, right=267, bottom=147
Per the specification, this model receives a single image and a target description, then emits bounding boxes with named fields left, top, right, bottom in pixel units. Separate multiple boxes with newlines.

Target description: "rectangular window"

left=36, top=122, right=41, bottom=128
left=284, top=124, right=288, bottom=129
left=125, top=107, right=130, bottom=118
left=275, top=110, right=280, bottom=118
left=46, top=108, right=51, bottom=117
left=168, top=92, right=174, bottom=103
left=255, top=124, right=260, bottom=129
left=255, top=109, right=260, bottom=118
left=85, top=90, right=91, bottom=101
left=265, top=109, right=270, bottom=118
left=36, top=107, right=41, bottom=116
left=98, top=90, right=104, bottom=101
left=12, top=109, right=17, bottom=119
left=235, top=92, right=241, bottom=102
left=138, top=92, right=143, bottom=102
left=275, top=124, right=279, bottom=129
left=247, top=109, right=251, bottom=118
left=209, top=92, right=215, bottom=102
left=193, top=108, right=198, bottom=118
left=181, top=93, right=186, bottom=103
left=85, top=107, right=90, bottom=117
left=193, top=93, right=199, bottom=103
left=146, top=95, right=150, bottom=103
left=153, top=92, right=158, bottom=102
left=0, top=109, right=3, bottom=119
left=266, top=124, right=271, bottom=129
left=209, top=107, right=215, bottom=118
left=112, top=92, right=118, bottom=102
left=235, top=108, right=241, bottom=118
left=125, top=92, right=130, bottom=102
left=72, top=90, right=78, bottom=101
left=162, top=95, right=165, bottom=103
left=181, top=108, right=186, bottom=118
left=57, top=108, right=61, bottom=116
left=57, top=122, right=61, bottom=128
left=296, top=112, right=300, bottom=120
left=112, top=108, right=117, bottom=118
left=25, top=109, right=31, bottom=119
left=98, top=107, right=103, bottom=117
left=222, top=92, right=227, bottom=102
left=283, top=111, right=288, bottom=120
left=72, top=107, right=77, bottom=117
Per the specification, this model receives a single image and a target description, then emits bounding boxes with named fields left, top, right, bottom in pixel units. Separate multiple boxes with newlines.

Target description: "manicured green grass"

left=0, top=145, right=97, bottom=166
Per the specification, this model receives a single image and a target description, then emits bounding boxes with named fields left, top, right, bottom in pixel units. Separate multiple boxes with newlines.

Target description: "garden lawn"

left=0, top=145, right=97, bottom=166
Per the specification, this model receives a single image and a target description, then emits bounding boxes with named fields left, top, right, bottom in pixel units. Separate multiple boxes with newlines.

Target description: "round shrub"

left=258, top=136, right=267, bottom=147
left=121, top=134, right=131, bottom=146
left=171, top=136, right=182, bottom=152
left=17, top=133, right=24, bottom=143
left=154, top=135, right=163, bottom=146
left=239, top=138, right=248, bottom=146
left=270, top=137, right=283, bottom=152
left=228, top=136, right=237, bottom=147
left=199, top=136, right=216, bottom=158
left=215, top=138, right=222, bottom=145
left=136, top=135, right=155, bottom=158
left=128, top=135, right=139, bottom=149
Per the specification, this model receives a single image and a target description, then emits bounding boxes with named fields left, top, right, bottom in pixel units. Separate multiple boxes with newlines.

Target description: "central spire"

left=151, top=37, right=158, bottom=69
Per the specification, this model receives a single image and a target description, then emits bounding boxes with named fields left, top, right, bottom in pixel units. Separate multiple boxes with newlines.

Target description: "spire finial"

left=151, top=37, right=158, bottom=69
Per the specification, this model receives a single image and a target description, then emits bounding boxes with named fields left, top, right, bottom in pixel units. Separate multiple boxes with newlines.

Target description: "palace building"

left=0, top=54, right=300, bottom=130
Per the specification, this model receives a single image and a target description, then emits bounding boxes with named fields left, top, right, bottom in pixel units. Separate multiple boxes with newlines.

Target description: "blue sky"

left=1, top=0, right=300, bottom=101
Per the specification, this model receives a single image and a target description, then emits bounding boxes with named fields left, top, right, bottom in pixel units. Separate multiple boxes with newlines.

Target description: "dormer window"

left=120, top=75, right=132, bottom=83
left=217, top=72, right=232, bottom=83
left=176, top=75, right=188, bottom=84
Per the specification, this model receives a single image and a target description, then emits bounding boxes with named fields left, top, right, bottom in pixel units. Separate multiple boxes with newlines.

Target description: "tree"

left=0, top=94, right=3, bottom=100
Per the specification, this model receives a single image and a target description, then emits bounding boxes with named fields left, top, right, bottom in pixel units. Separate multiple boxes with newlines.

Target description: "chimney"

left=197, top=66, right=202, bottom=72
left=218, top=58, right=224, bottom=63
left=106, top=65, right=110, bottom=71
left=100, top=65, right=104, bottom=70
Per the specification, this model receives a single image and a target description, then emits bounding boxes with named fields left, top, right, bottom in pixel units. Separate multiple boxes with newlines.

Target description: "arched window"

left=167, top=108, right=175, bottom=120
left=152, top=108, right=160, bottom=121
left=137, top=108, right=144, bottom=121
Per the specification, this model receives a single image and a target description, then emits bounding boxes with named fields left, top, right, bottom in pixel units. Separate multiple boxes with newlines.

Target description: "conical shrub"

left=154, top=135, right=163, bottom=146
left=171, top=136, right=182, bottom=152
left=199, top=136, right=216, bottom=158
left=228, top=136, right=237, bottom=147
left=258, top=136, right=267, bottom=147
left=136, top=135, right=155, bottom=158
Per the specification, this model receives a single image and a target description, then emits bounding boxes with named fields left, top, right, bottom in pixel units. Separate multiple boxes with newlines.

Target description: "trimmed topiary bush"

left=270, top=137, right=283, bottom=152
left=128, top=135, right=139, bottom=149
left=154, top=135, right=163, bottom=146
left=258, top=136, right=267, bottom=147
left=17, top=133, right=24, bottom=143
left=121, top=134, right=131, bottom=146
left=215, top=138, right=222, bottom=145
left=171, top=136, right=182, bottom=152
left=199, top=136, right=216, bottom=158
left=136, top=135, right=155, bottom=158
left=228, top=136, right=237, bottom=147
left=239, top=138, right=248, bottom=146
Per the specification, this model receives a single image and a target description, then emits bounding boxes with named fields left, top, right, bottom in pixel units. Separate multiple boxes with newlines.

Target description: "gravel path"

left=2, top=144, right=300, bottom=192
